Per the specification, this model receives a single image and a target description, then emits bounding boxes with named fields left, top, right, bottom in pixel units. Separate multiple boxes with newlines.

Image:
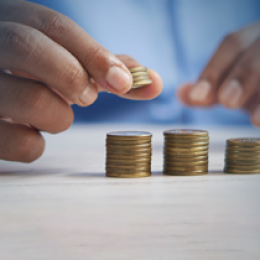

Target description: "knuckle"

left=2, top=25, right=39, bottom=59
left=29, top=86, right=50, bottom=113
left=17, top=132, right=44, bottom=162
left=221, top=32, right=243, bottom=51
left=61, top=62, right=87, bottom=97
left=38, top=11, right=67, bottom=36
left=50, top=105, right=74, bottom=134
left=82, top=46, right=104, bottom=68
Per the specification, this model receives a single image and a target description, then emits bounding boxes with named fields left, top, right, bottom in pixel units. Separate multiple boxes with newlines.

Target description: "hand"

left=178, top=21, right=260, bottom=127
left=0, top=0, right=162, bottom=162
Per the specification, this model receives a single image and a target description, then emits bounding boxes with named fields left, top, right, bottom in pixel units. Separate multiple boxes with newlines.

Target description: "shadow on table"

left=0, top=168, right=69, bottom=177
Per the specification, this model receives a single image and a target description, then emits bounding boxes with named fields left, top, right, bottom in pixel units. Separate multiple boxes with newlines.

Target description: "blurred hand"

left=178, top=21, right=260, bottom=127
left=0, top=0, right=162, bottom=162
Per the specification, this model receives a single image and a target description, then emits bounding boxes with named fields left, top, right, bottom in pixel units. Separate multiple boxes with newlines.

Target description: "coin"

left=106, top=155, right=151, bottom=161
left=129, top=67, right=147, bottom=73
left=106, top=171, right=151, bottom=178
left=164, top=160, right=208, bottom=166
left=164, top=141, right=209, bottom=147
left=163, top=165, right=208, bottom=171
left=164, top=155, right=208, bottom=162
left=106, top=161, right=150, bottom=167
left=133, top=75, right=150, bottom=82
left=164, top=150, right=208, bottom=156
left=225, top=154, right=260, bottom=160
left=225, top=150, right=260, bottom=156
left=106, top=139, right=151, bottom=145
left=106, top=143, right=151, bottom=150
left=107, top=131, right=152, bottom=140
left=163, top=171, right=208, bottom=176
left=224, top=168, right=260, bottom=174
left=227, top=138, right=260, bottom=146
left=132, top=79, right=153, bottom=88
left=224, top=159, right=260, bottom=166
left=223, top=164, right=260, bottom=170
left=226, top=146, right=260, bottom=151
left=164, top=145, right=208, bottom=152
left=164, top=129, right=208, bottom=136
left=131, top=71, right=149, bottom=77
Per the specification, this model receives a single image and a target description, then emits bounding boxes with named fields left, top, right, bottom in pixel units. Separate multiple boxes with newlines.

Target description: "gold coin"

left=225, top=154, right=260, bottom=160
left=106, top=166, right=151, bottom=172
left=164, top=141, right=209, bottom=147
left=107, top=151, right=151, bottom=157
left=227, top=138, right=260, bottom=146
left=163, top=129, right=208, bottom=136
left=106, top=143, right=151, bottom=149
left=129, top=67, right=147, bottom=73
left=132, top=79, right=153, bottom=88
left=131, top=71, right=148, bottom=77
left=163, top=165, right=208, bottom=172
left=107, top=131, right=152, bottom=140
left=224, top=159, right=260, bottom=166
left=164, top=146, right=208, bottom=152
left=164, top=136, right=209, bottom=142
left=106, top=171, right=151, bottom=178
left=225, top=150, right=260, bottom=156
left=226, top=145, right=260, bottom=151
left=106, top=156, right=151, bottom=161
left=133, top=75, right=150, bottom=82
left=164, top=160, right=208, bottom=166
left=106, top=139, right=151, bottom=145
left=164, top=150, right=208, bottom=156
left=163, top=171, right=208, bottom=176
left=223, top=164, right=260, bottom=171
left=224, top=168, right=260, bottom=174
left=106, top=161, right=150, bottom=167
left=164, top=155, right=208, bottom=162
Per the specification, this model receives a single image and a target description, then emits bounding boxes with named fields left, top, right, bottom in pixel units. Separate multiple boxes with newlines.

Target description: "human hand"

left=0, top=0, right=162, bottom=162
left=178, top=21, right=260, bottom=127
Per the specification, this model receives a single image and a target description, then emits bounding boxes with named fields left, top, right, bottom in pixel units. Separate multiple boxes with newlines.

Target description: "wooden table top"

left=0, top=124, right=259, bottom=260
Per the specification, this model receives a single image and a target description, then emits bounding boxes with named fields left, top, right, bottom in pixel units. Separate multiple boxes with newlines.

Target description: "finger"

left=1, top=1, right=133, bottom=95
left=0, top=119, right=45, bottom=162
left=177, top=84, right=195, bottom=106
left=218, top=38, right=260, bottom=109
left=0, top=22, right=98, bottom=107
left=186, top=23, right=260, bottom=106
left=0, top=72, right=74, bottom=134
left=115, top=55, right=163, bottom=100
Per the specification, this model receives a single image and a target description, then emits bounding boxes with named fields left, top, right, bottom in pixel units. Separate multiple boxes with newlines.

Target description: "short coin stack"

left=224, top=138, right=260, bottom=174
left=163, top=129, right=209, bottom=176
left=106, top=131, right=152, bottom=178
left=129, top=67, right=153, bottom=89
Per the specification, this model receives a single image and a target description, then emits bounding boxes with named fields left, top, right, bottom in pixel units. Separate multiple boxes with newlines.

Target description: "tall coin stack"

left=129, top=67, right=153, bottom=89
left=224, top=138, right=260, bottom=174
left=163, top=130, right=209, bottom=176
left=106, top=131, right=152, bottom=178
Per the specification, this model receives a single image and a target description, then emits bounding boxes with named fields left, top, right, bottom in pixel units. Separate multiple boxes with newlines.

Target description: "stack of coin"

left=106, top=131, right=152, bottom=178
left=129, top=67, right=153, bottom=89
left=163, top=130, right=209, bottom=176
left=224, top=138, right=260, bottom=174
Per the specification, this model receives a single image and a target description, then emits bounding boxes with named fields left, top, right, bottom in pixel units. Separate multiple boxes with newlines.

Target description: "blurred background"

left=29, top=0, right=260, bottom=125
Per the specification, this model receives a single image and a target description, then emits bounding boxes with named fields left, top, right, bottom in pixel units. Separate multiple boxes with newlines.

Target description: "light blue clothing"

left=30, top=0, right=260, bottom=124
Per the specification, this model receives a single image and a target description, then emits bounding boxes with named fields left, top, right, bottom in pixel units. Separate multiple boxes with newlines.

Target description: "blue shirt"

left=29, top=0, right=260, bottom=124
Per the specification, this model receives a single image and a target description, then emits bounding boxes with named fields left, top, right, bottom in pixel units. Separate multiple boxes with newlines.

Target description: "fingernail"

left=106, top=66, right=131, bottom=91
left=252, top=105, right=260, bottom=126
left=79, top=86, right=96, bottom=106
left=189, top=80, right=211, bottom=102
left=219, top=79, right=243, bottom=108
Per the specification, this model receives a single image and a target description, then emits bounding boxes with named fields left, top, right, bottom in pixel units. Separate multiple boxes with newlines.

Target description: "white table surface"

left=0, top=124, right=260, bottom=260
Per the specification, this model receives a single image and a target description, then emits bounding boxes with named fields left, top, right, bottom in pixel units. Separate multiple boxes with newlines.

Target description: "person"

left=0, top=0, right=259, bottom=162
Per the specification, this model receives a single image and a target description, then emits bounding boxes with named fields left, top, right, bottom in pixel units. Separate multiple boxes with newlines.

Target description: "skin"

left=0, top=0, right=163, bottom=162
left=178, top=21, right=260, bottom=127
